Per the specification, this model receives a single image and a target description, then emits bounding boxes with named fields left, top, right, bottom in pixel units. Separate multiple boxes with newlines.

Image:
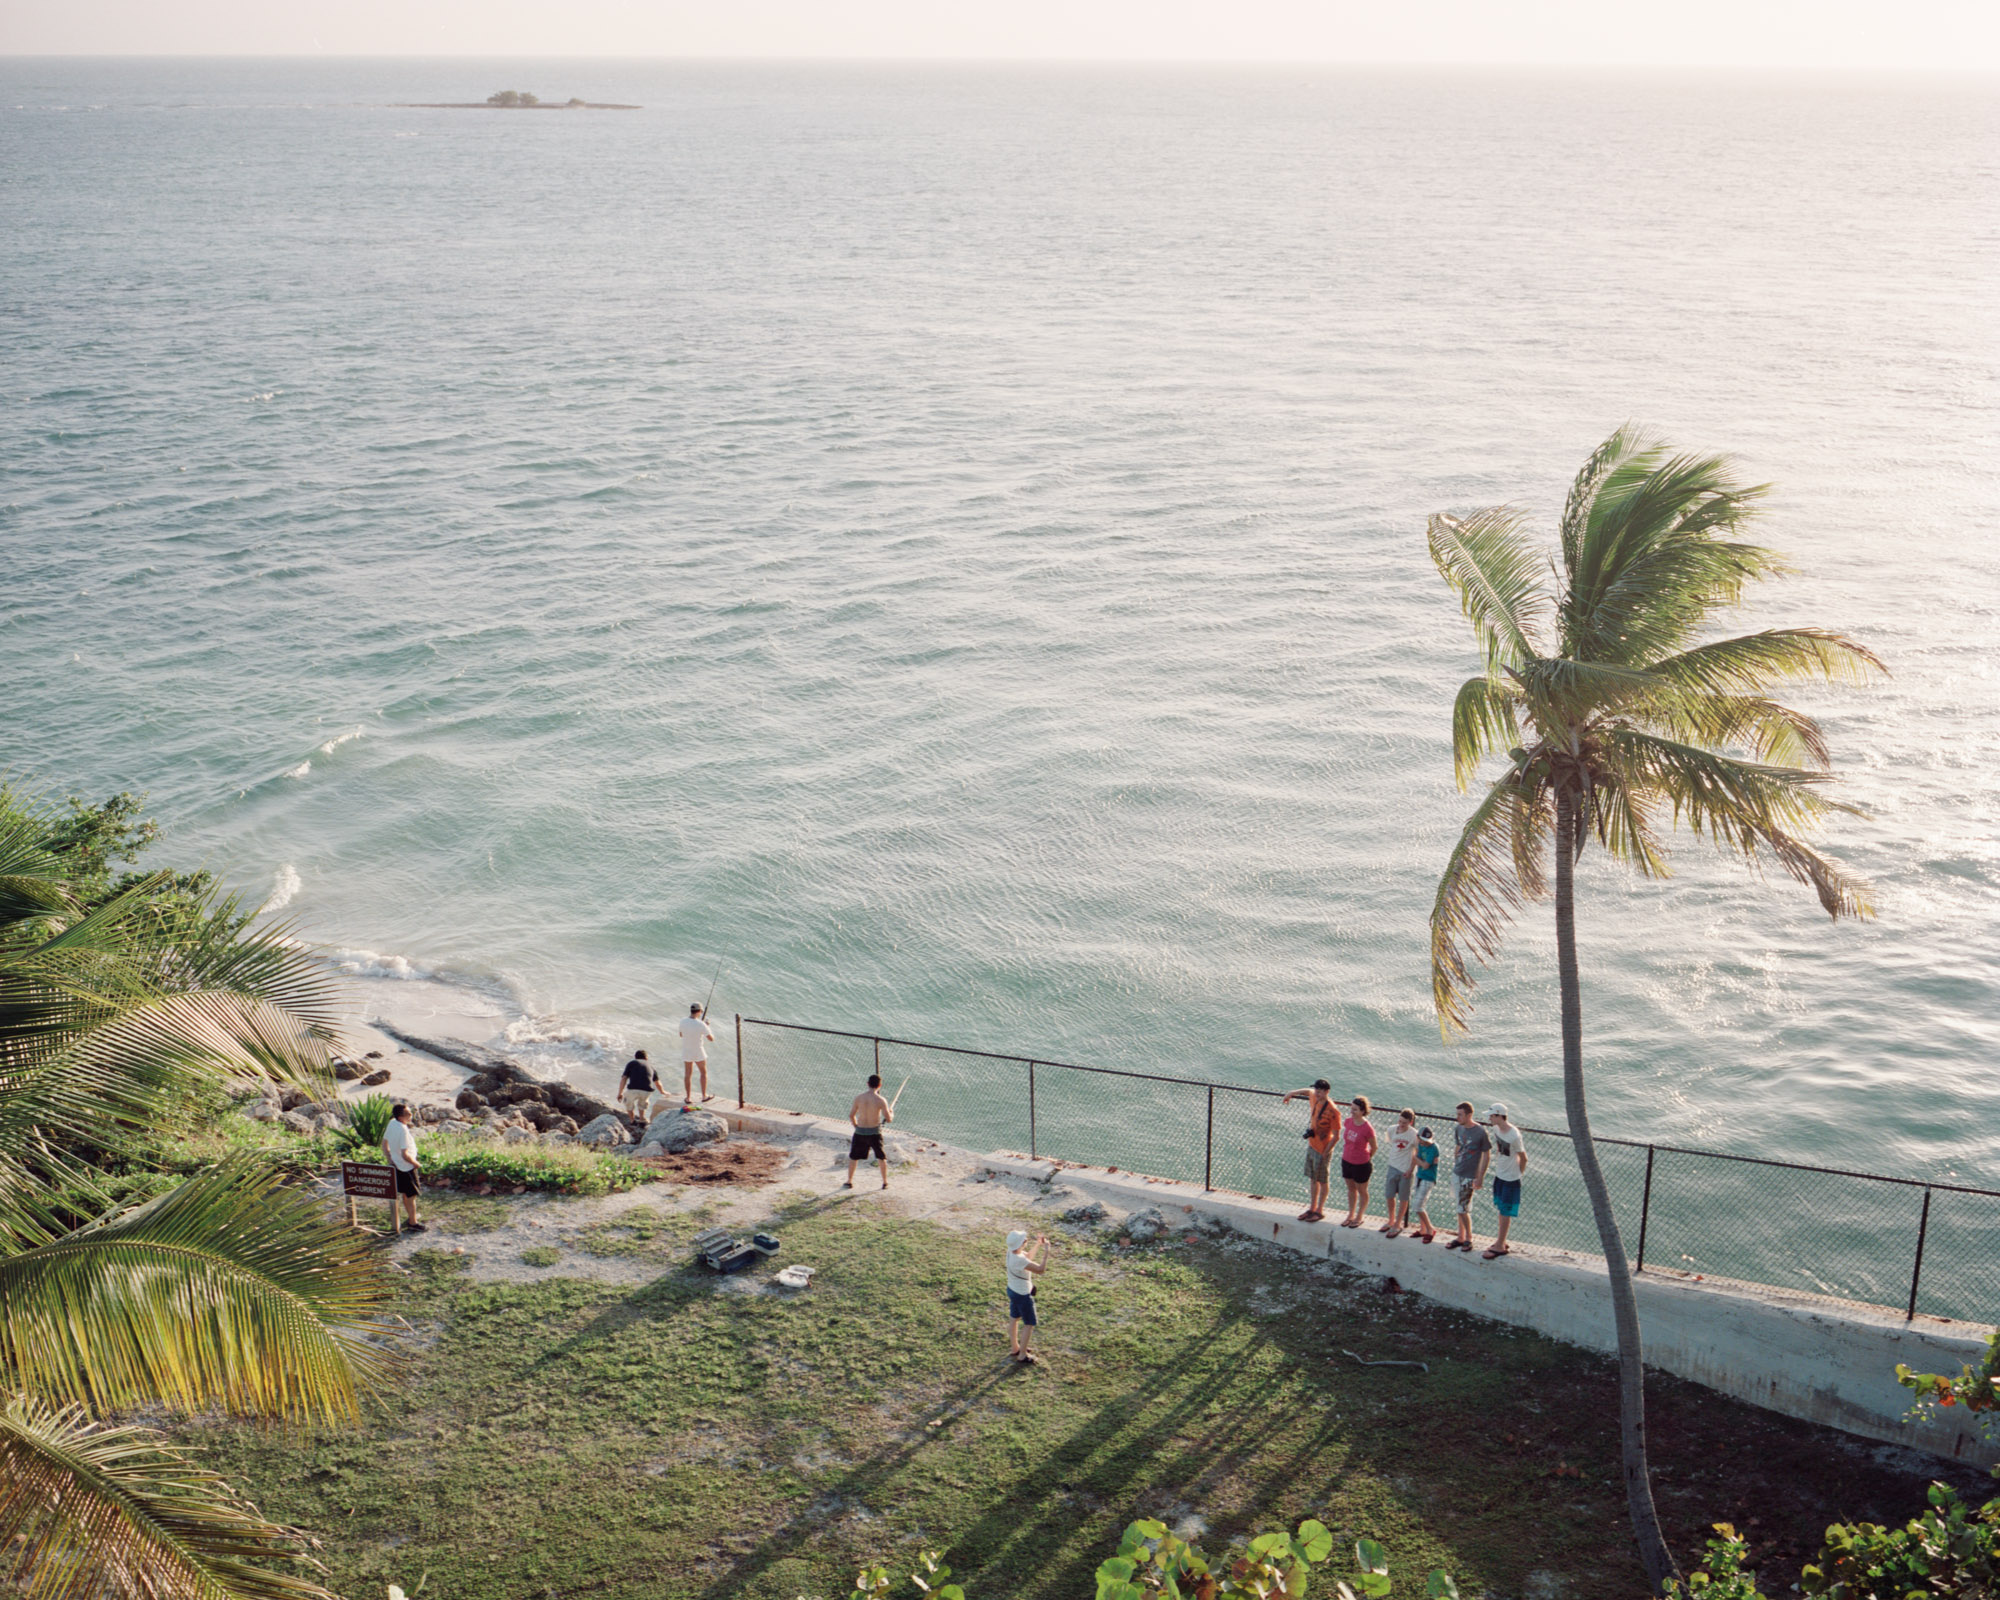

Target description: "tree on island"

left=487, top=89, right=539, bottom=106
left=0, top=792, right=394, bottom=1599
left=1425, top=429, right=1882, bottom=1592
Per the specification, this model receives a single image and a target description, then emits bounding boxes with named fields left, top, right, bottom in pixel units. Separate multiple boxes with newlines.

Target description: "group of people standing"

left=1280, top=1080, right=1528, bottom=1260
left=617, top=1003, right=717, bottom=1123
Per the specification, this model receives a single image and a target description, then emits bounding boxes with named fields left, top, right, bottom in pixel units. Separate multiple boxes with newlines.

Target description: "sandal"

left=1482, top=1246, right=1511, bottom=1259
left=1383, top=1225, right=1402, bottom=1238
left=1298, top=1210, right=1318, bottom=1221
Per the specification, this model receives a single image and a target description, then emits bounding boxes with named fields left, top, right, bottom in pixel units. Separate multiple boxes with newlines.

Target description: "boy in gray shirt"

left=1447, top=1100, right=1490, bottom=1253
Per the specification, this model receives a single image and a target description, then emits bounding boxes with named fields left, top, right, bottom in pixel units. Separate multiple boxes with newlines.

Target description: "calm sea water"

left=3, top=63, right=1996, bottom=1219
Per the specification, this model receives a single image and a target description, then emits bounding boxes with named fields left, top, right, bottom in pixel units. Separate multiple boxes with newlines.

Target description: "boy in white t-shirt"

left=677, top=1003, right=715, bottom=1109
left=1006, top=1229, right=1050, bottom=1365
left=1484, top=1103, right=1528, bottom=1260
left=1380, top=1109, right=1420, bottom=1237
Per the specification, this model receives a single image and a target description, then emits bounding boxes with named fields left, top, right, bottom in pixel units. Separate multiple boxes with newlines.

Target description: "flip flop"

left=1298, top=1210, right=1317, bottom=1221
left=1483, top=1246, right=1511, bottom=1259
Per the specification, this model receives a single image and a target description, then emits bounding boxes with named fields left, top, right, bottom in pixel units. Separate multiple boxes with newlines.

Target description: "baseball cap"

left=1488, top=1103, right=1510, bottom=1120
left=1006, top=1230, right=1027, bottom=1250
left=1417, top=1127, right=1435, bottom=1142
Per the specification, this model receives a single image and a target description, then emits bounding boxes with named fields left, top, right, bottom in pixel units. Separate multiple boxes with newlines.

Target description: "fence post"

left=874, top=1038, right=880, bottom=1076
left=735, top=1015, right=744, bottom=1109
left=1635, top=1145, right=1656, bottom=1273
left=1205, top=1086, right=1214, bottom=1192
left=1029, top=1062, right=1037, bottom=1159
left=1906, top=1186, right=1933, bottom=1322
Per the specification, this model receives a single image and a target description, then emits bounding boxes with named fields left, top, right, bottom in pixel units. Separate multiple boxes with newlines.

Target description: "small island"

left=397, top=90, right=640, bottom=110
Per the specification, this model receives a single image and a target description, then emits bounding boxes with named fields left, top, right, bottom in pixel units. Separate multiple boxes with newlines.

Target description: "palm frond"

left=1625, top=693, right=1832, bottom=769
left=161, top=909, right=345, bottom=1038
left=1559, top=426, right=1637, bottom=577
left=1587, top=768, right=1668, bottom=878
left=0, top=817, right=79, bottom=930
left=0, top=1394, right=334, bottom=1600
left=1562, top=441, right=1780, bottom=664
left=1645, top=628, right=1886, bottom=697
left=1449, top=676, right=1523, bottom=789
left=1426, top=508, right=1548, bottom=672
left=1431, top=774, right=1550, bottom=1038
left=1601, top=731, right=1872, bottom=918
left=0, top=1160, right=397, bottom=1422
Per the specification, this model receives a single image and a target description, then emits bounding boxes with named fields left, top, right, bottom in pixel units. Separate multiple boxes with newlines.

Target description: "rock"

left=361, top=1068, right=392, bottom=1087
left=279, top=1087, right=314, bottom=1112
left=521, top=1102, right=562, bottom=1132
left=279, top=1110, right=317, bottom=1135
left=368, top=1024, right=621, bottom=1124
left=439, top=1119, right=475, bottom=1135
left=333, top=1060, right=365, bottom=1081
left=1061, top=1201, right=1109, bottom=1227
left=501, top=1126, right=534, bottom=1144
left=415, top=1103, right=451, bottom=1125
left=242, top=1100, right=281, bottom=1123
left=454, top=1087, right=488, bottom=1112
left=575, top=1113, right=632, bottom=1147
left=1126, top=1208, right=1168, bottom=1239
left=365, top=1050, right=383, bottom=1059
left=222, top=1078, right=267, bottom=1102
left=540, top=1131, right=575, bottom=1146
left=461, top=1124, right=497, bottom=1141
left=636, top=1107, right=728, bottom=1154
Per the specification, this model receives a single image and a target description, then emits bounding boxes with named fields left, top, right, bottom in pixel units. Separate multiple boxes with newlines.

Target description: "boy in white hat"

left=1484, top=1103, right=1528, bottom=1259
left=1005, top=1229, right=1049, bottom=1364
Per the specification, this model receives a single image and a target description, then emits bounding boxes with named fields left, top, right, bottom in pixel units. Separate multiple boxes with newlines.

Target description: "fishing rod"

left=888, top=1076, right=910, bottom=1113
left=700, top=955, right=724, bottom=1019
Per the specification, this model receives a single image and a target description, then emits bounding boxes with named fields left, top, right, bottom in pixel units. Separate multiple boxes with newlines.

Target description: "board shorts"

left=1007, top=1289, right=1038, bottom=1325
left=393, top=1165, right=419, bottom=1196
left=1492, top=1178, right=1523, bottom=1218
left=1455, top=1176, right=1482, bottom=1213
left=1384, top=1166, right=1412, bottom=1204
left=1410, top=1177, right=1435, bottom=1217
left=849, top=1128, right=885, bottom=1162
left=1303, top=1145, right=1332, bottom=1184
left=1341, top=1159, right=1373, bottom=1184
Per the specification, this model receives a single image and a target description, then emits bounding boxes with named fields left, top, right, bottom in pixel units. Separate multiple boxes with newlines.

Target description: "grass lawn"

left=179, top=1185, right=1975, bottom=1600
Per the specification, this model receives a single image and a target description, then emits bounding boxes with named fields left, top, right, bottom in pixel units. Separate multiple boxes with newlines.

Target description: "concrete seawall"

left=727, top=1104, right=1998, bottom=1468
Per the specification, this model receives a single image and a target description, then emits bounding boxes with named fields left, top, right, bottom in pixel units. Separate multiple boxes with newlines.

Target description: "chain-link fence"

left=732, top=1015, right=2000, bottom=1326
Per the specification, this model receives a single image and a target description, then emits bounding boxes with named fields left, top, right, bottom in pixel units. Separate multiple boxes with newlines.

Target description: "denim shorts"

left=1007, top=1289, right=1037, bottom=1326
left=1492, top=1178, right=1522, bottom=1218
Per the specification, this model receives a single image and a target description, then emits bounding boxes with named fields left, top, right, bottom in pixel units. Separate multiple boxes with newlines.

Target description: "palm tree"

left=0, top=806, right=396, bottom=1599
left=1425, top=430, right=1882, bottom=1591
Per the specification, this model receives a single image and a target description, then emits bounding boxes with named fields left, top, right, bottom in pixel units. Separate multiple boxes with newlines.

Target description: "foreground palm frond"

left=0, top=1161, right=398, bottom=1423
left=0, top=1394, right=334, bottom=1600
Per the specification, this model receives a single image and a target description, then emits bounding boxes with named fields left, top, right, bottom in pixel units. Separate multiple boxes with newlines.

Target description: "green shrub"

left=421, top=1134, right=660, bottom=1197
left=1801, top=1483, right=1999, bottom=1599
left=336, top=1094, right=394, bottom=1157
left=520, top=1245, right=561, bottom=1267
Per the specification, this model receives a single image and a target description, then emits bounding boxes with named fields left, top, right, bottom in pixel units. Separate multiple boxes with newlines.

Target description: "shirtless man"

left=845, top=1073, right=893, bottom=1190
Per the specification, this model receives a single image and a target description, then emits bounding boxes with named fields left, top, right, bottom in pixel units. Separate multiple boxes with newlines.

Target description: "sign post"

left=341, top=1161, right=400, bottom=1235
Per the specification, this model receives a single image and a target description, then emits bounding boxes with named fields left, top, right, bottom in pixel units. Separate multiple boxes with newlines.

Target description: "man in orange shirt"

left=1280, top=1078, right=1341, bottom=1222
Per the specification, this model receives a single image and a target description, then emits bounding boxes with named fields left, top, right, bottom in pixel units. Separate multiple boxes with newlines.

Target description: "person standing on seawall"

left=1447, top=1100, right=1490, bottom=1253
left=1338, top=1095, right=1378, bottom=1227
left=1483, top=1103, right=1528, bottom=1260
left=1280, top=1078, right=1341, bottom=1222
left=678, top=1003, right=715, bottom=1109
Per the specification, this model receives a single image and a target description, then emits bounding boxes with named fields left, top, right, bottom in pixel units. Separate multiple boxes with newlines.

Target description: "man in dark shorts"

left=845, top=1073, right=893, bottom=1190
left=381, top=1102, right=425, bottom=1232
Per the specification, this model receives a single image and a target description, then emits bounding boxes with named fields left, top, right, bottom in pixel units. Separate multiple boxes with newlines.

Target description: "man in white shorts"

left=678, top=1003, right=715, bottom=1109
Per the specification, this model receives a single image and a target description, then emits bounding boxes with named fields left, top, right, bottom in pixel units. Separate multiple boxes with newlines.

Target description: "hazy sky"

left=5, top=0, right=1999, bottom=69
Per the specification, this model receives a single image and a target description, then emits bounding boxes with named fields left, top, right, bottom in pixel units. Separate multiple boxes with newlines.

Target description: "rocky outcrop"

left=575, top=1113, right=631, bottom=1147
left=635, top=1107, right=727, bottom=1155
left=372, top=1024, right=619, bottom=1125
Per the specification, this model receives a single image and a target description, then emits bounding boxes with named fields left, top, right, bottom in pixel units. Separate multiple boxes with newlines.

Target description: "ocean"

left=3, top=61, right=1996, bottom=1284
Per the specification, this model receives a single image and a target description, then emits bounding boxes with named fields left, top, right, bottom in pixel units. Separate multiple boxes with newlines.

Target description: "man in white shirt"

left=1005, top=1229, right=1050, bottom=1365
left=1380, top=1109, right=1420, bottom=1237
left=381, top=1103, right=426, bottom=1232
left=677, top=1003, right=715, bottom=1109
left=1484, top=1103, right=1528, bottom=1260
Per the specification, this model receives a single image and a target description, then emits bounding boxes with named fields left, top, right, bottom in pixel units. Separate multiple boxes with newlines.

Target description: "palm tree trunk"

left=1554, top=788, right=1679, bottom=1593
